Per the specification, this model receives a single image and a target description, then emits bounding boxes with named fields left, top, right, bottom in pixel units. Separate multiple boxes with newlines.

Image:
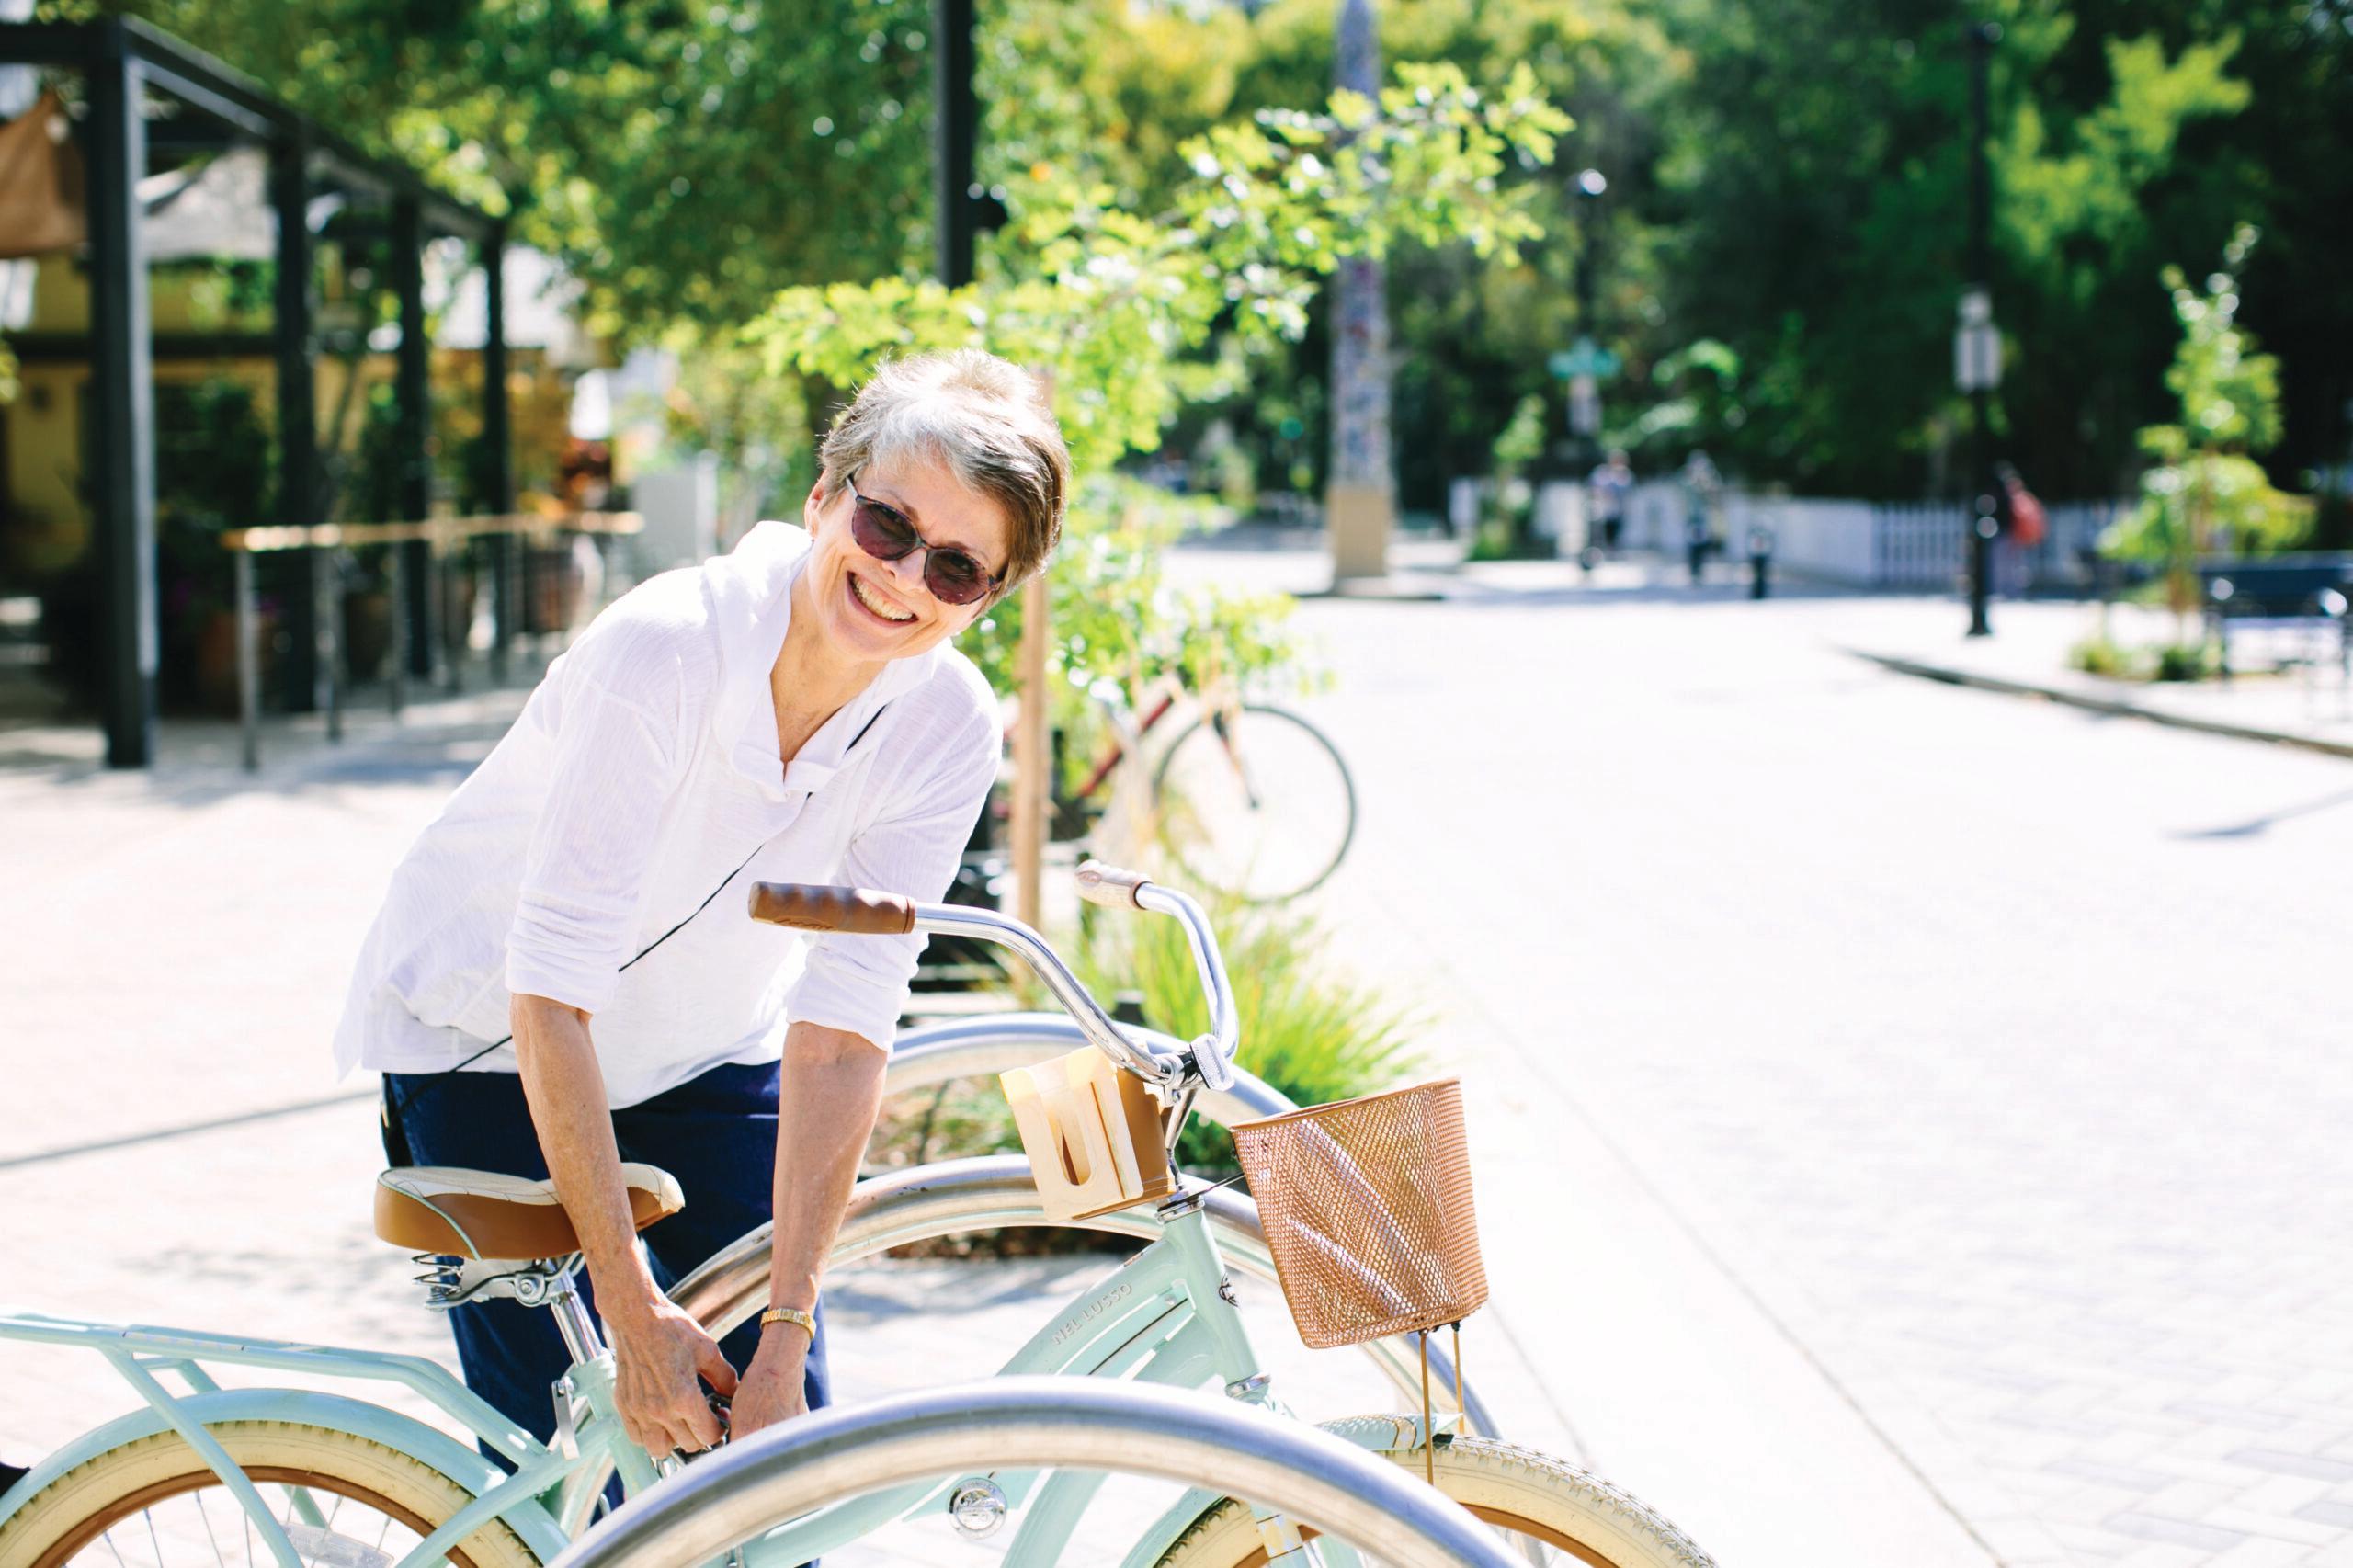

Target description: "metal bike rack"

left=669, top=1159, right=1499, bottom=1427
left=548, top=1378, right=1520, bottom=1568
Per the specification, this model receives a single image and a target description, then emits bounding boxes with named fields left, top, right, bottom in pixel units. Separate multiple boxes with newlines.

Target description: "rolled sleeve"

left=505, top=676, right=687, bottom=1017
left=784, top=710, right=1001, bottom=1050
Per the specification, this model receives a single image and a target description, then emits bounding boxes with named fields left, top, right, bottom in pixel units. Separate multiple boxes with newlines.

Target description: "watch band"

left=759, top=1304, right=817, bottom=1342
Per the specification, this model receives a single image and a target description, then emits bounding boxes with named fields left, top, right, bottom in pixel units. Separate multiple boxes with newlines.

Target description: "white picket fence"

left=1617, top=483, right=2127, bottom=591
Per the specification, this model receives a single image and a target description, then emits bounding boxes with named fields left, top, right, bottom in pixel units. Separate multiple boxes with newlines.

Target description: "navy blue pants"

left=381, top=1062, right=830, bottom=1456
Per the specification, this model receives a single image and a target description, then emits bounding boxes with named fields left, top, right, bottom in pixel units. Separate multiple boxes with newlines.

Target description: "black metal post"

left=392, top=195, right=436, bottom=679
left=87, top=24, right=158, bottom=767
left=933, top=0, right=977, bottom=287
left=483, top=218, right=515, bottom=679
left=1966, top=21, right=1996, bottom=638
left=1574, top=176, right=1599, bottom=471
left=270, top=131, right=324, bottom=713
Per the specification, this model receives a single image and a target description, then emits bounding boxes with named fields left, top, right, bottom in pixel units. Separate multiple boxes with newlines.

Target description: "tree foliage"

left=44, top=0, right=938, bottom=336
left=36, top=0, right=2351, bottom=507
left=744, top=62, right=1566, bottom=707
left=2103, top=226, right=2311, bottom=621
left=1646, top=0, right=2262, bottom=496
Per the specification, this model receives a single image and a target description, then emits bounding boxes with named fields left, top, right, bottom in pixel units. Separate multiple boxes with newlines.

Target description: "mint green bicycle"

left=0, top=866, right=1711, bottom=1568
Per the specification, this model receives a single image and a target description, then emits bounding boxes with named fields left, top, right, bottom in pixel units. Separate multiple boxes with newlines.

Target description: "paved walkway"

left=1839, top=596, right=2353, bottom=758
left=10, top=543, right=2353, bottom=1565
left=1197, top=543, right=2353, bottom=1568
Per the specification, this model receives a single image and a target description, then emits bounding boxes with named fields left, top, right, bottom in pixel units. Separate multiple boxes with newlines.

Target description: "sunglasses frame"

left=843, top=472, right=1006, bottom=608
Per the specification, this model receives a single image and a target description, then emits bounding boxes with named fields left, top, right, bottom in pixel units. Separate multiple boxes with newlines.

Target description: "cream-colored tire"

left=1153, top=1433, right=1714, bottom=1568
left=0, top=1419, right=542, bottom=1567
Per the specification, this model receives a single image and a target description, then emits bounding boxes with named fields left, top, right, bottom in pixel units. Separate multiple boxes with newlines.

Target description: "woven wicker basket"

left=1229, top=1078, right=1488, bottom=1350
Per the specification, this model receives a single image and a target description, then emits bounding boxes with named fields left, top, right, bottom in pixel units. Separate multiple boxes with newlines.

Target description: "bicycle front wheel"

left=0, top=1419, right=542, bottom=1568
left=1153, top=1434, right=1713, bottom=1568
left=1152, top=705, right=1357, bottom=903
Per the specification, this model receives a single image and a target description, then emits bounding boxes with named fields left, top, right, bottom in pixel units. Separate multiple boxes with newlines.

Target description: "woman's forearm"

left=767, top=1020, right=890, bottom=1315
left=510, top=993, right=664, bottom=1325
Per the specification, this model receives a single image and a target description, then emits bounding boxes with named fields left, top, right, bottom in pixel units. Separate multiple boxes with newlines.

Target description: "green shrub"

left=870, top=894, right=1427, bottom=1189
left=1463, top=514, right=1523, bottom=562
left=2152, top=641, right=2217, bottom=682
left=1074, top=893, right=1428, bottom=1176
left=2066, top=636, right=2141, bottom=678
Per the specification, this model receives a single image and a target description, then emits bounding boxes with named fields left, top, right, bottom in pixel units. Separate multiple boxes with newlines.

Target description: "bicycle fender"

left=0, top=1386, right=570, bottom=1561
left=1113, top=1415, right=1433, bottom=1568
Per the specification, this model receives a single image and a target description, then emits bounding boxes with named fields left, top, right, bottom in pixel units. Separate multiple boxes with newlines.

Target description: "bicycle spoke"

left=196, top=1487, right=230, bottom=1566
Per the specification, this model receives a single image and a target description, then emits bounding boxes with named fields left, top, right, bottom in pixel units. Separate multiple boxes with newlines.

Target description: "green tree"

left=745, top=61, right=1567, bottom=707
left=46, top=0, right=939, bottom=336
left=1647, top=0, right=2255, bottom=497
left=2102, top=226, right=2311, bottom=628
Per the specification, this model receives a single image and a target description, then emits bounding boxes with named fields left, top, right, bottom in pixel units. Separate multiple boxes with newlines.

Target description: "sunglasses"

left=844, top=473, right=1005, bottom=608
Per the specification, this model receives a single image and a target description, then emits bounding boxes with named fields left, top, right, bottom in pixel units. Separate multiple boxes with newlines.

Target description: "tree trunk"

left=1326, top=0, right=1393, bottom=580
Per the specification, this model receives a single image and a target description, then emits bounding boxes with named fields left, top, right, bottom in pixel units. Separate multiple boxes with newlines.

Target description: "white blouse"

left=331, top=521, right=1001, bottom=1108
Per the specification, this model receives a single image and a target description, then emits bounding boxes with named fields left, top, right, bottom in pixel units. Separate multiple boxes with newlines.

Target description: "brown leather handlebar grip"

left=1074, top=859, right=1153, bottom=910
left=746, top=882, right=918, bottom=935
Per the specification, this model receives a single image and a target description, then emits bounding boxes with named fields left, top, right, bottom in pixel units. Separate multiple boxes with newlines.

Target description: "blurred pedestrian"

left=1681, top=449, right=1722, bottom=583
left=1995, top=460, right=2046, bottom=599
left=1588, top=448, right=1633, bottom=554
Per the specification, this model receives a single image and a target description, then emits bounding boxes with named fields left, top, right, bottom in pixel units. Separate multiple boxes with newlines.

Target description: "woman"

left=333, top=348, right=1066, bottom=1454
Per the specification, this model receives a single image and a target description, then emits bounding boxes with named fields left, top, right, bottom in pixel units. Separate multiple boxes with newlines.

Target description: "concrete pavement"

left=10, top=542, right=2353, bottom=1564
left=1221, top=544, right=2353, bottom=1567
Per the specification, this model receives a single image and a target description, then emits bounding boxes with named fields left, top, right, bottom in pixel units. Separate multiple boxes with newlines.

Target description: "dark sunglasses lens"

left=851, top=498, right=919, bottom=559
left=925, top=551, right=990, bottom=605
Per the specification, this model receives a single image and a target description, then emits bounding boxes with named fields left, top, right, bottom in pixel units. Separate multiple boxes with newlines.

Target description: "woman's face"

left=801, top=457, right=1015, bottom=668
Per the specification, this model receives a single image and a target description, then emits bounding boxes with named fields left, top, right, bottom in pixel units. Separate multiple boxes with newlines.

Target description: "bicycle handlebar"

left=745, top=882, right=917, bottom=935
left=1074, top=859, right=1152, bottom=909
left=745, top=863, right=1238, bottom=1095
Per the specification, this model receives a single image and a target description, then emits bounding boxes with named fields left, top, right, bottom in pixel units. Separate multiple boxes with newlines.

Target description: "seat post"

left=546, top=1268, right=607, bottom=1366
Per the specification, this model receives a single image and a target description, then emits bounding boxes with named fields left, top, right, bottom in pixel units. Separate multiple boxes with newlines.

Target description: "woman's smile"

left=847, top=570, right=917, bottom=626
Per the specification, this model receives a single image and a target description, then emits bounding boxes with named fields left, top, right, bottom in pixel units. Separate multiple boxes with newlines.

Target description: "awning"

left=0, top=89, right=85, bottom=259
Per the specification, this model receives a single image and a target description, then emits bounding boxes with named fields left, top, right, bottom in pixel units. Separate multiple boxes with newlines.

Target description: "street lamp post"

left=1959, top=20, right=2001, bottom=638
left=1538, top=168, right=1609, bottom=559
left=1569, top=168, right=1607, bottom=465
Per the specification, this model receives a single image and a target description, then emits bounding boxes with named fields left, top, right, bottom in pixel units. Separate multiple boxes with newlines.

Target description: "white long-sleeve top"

left=331, top=520, right=1000, bottom=1108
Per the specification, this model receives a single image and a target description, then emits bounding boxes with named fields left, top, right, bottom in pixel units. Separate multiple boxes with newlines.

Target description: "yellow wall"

left=24, top=247, right=285, bottom=336
left=5, top=362, right=287, bottom=579
left=5, top=251, right=572, bottom=588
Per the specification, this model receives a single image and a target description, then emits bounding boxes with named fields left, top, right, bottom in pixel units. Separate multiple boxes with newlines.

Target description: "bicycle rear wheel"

left=1152, top=705, right=1357, bottom=903
left=1153, top=1434, right=1712, bottom=1568
left=0, top=1419, right=541, bottom=1567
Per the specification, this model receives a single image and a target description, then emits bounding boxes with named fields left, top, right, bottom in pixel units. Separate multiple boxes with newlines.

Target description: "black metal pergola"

left=0, top=16, right=511, bottom=767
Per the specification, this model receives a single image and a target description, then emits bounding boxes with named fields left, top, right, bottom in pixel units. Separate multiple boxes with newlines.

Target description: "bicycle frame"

left=1071, top=686, right=1181, bottom=807
left=1, top=1196, right=1417, bottom=1568
left=0, top=1309, right=575, bottom=1568
left=0, top=872, right=1428, bottom=1565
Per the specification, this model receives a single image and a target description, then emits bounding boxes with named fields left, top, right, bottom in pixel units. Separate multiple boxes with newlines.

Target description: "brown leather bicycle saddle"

left=373, top=1165, right=685, bottom=1261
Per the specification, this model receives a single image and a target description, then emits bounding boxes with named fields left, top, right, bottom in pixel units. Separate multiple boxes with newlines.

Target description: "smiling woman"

left=333, top=348, right=1068, bottom=1461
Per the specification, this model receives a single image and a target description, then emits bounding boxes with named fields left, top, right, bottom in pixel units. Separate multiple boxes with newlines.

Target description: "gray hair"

left=817, top=349, right=1069, bottom=597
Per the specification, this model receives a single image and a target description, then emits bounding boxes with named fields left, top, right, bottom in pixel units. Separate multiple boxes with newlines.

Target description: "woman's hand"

left=603, top=1294, right=739, bottom=1457
left=727, top=1326, right=812, bottom=1441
